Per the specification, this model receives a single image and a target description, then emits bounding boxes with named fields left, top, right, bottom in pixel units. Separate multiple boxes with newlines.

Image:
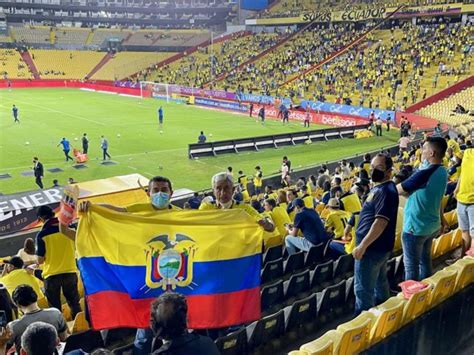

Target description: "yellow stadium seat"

left=444, top=210, right=458, bottom=228
left=397, top=286, right=431, bottom=326
left=300, top=335, right=333, bottom=355
left=423, top=268, right=458, bottom=309
left=432, top=231, right=454, bottom=258
left=446, top=257, right=474, bottom=291
left=288, top=351, right=309, bottom=355
left=68, top=311, right=90, bottom=334
left=325, top=313, right=372, bottom=354
left=364, top=297, right=405, bottom=345
left=451, top=228, right=463, bottom=249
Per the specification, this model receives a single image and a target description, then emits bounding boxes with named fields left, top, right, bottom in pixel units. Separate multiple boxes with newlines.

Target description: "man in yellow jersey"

left=340, top=189, right=362, bottom=214
left=0, top=257, right=44, bottom=300
left=199, top=172, right=275, bottom=232
left=454, top=146, right=474, bottom=255
left=35, top=205, right=81, bottom=319
left=324, top=198, right=351, bottom=240
left=263, top=198, right=291, bottom=239
left=253, top=166, right=263, bottom=195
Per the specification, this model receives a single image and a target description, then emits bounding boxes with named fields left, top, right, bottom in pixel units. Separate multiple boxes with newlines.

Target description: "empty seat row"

left=216, top=278, right=354, bottom=354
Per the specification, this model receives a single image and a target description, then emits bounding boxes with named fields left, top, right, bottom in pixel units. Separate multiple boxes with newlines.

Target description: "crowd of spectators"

left=281, top=20, right=472, bottom=109
left=0, top=126, right=472, bottom=353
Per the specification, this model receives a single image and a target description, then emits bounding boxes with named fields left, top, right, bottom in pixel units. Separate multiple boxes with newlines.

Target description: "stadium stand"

left=280, top=21, right=472, bottom=109
left=54, top=28, right=90, bottom=47
left=30, top=49, right=105, bottom=80
left=418, top=86, right=474, bottom=127
left=0, top=48, right=33, bottom=79
left=90, top=51, right=177, bottom=81
left=218, top=23, right=370, bottom=94
left=148, top=32, right=283, bottom=87
left=12, top=25, right=52, bottom=45
left=88, top=29, right=131, bottom=47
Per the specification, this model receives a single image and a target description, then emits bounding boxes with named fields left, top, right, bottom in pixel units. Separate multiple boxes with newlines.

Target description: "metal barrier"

left=188, top=124, right=370, bottom=159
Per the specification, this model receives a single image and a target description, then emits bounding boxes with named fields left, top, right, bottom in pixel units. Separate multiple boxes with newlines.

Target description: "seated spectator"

left=285, top=198, right=328, bottom=255
left=16, top=238, right=37, bottom=266
left=20, top=322, right=59, bottom=355
left=300, top=185, right=315, bottom=208
left=263, top=198, right=291, bottom=239
left=0, top=257, right=44, bottom=300
left=324, top=198, right=351, bottom=240
left=150, top=293, right=219, bottom=354
left=6, top=285, right=67, bottom=353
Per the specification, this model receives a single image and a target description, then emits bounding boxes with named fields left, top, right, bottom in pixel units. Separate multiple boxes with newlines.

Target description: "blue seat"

left=310, top=260, right=334, bottom=292
left=261, top=279, right=284, bottom=314
left=261, top=258, right=283, bottom=284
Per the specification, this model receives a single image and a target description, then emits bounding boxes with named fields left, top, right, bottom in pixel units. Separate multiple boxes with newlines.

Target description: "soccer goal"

left=140, top=81, right=170, bottom=102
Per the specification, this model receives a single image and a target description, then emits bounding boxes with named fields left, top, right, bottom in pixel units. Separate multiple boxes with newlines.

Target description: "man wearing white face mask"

left=199, top=172, right=275, bottom=232
left=77, top=176, right=177, bottom=214
left=397, top=137, right=448, bottom=281
left=73, top=176, right=177, bottom=355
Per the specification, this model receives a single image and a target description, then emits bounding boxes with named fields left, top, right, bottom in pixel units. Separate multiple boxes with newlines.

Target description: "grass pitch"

left=0, top=88, right=400, bottom=194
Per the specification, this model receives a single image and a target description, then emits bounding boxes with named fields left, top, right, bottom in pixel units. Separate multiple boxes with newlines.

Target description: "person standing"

left=35, top=205, right=81, bottom=320
left=32, top=157, right=44, bottom=189
left=375, top=117, right=383, bottom=136
left=283, top=108, right=290, bottom=125
left=12, top=105, right=19, bottom=123
left=397, top=137, right=448, bottom=281
left=454, top=145, right=474, bottom=257
left=198, top=131, right=206, bottom=143
left=304, top=110, right=310, bottom=128
left=158, top=106, right=164, bottom=129
left=249, top=103, right=254, bottom=117
left=386, top=114, right=391, bottom=132
left=101, top=135, right=111, bottom=160
left=281, top=162, right=289, bottom=187
left=57, top=138, right=73, bottom=162
left=81, top=133, right=89, bottom=154
left=253, top=166, right=263, bottom=195
left=258, top=106, right=265, bottom=124
left=352, top=154, right=399, bottom=315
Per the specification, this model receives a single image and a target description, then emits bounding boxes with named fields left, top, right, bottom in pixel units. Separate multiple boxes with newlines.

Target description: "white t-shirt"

left=281, top=164, right=289, bottom=179
left=399, top=137, right=411, bottom=149
left=17, top=248, right=37, bottom=264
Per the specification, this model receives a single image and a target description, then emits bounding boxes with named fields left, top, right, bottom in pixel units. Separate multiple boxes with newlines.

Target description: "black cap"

left=4, top=256, right=24, bottom=269
left=36, top=205, right=54, bottom=219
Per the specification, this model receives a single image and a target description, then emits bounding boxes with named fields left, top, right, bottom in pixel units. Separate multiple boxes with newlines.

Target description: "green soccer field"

left=0, top=88, right=400, bottom=194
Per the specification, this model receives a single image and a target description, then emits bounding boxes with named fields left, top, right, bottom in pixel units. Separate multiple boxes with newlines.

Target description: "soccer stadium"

left=0, top=0, right=473, bottom=353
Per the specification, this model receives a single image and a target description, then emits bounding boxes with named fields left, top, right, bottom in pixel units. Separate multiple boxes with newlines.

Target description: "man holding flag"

left=74, top=175, right=178, bottom=354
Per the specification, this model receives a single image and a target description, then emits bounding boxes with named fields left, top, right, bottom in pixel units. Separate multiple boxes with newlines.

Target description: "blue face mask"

left=151, top=192, right=170, bottom=209
left=419, top=159, right=430, bottom=170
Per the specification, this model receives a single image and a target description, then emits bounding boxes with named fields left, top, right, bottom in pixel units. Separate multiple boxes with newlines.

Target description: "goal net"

left=140, top=81, right=170, bottom=102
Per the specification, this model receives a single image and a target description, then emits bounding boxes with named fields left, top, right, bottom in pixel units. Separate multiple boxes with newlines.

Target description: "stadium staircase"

left=85, top=52, right=114, bottom=79
left=85, top=31, right=94, bottom=45
left=204, top=19, right=319, bottom=87
left=20, top=50, right=40, bottom=79
left=279, top=4, right=405, bottom=89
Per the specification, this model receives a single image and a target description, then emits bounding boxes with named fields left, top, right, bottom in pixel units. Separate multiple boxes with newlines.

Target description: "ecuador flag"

left=76, top=205, right=263, bottom=330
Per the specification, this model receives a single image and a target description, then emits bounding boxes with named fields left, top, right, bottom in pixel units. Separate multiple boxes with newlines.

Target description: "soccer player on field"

left=158, top=106, right=164, bottom=129
left=304, top=110, right=311, bottom=128
left=12, top=105, right=19, bottom=123
left=258, top=107, right=265, bottom=125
